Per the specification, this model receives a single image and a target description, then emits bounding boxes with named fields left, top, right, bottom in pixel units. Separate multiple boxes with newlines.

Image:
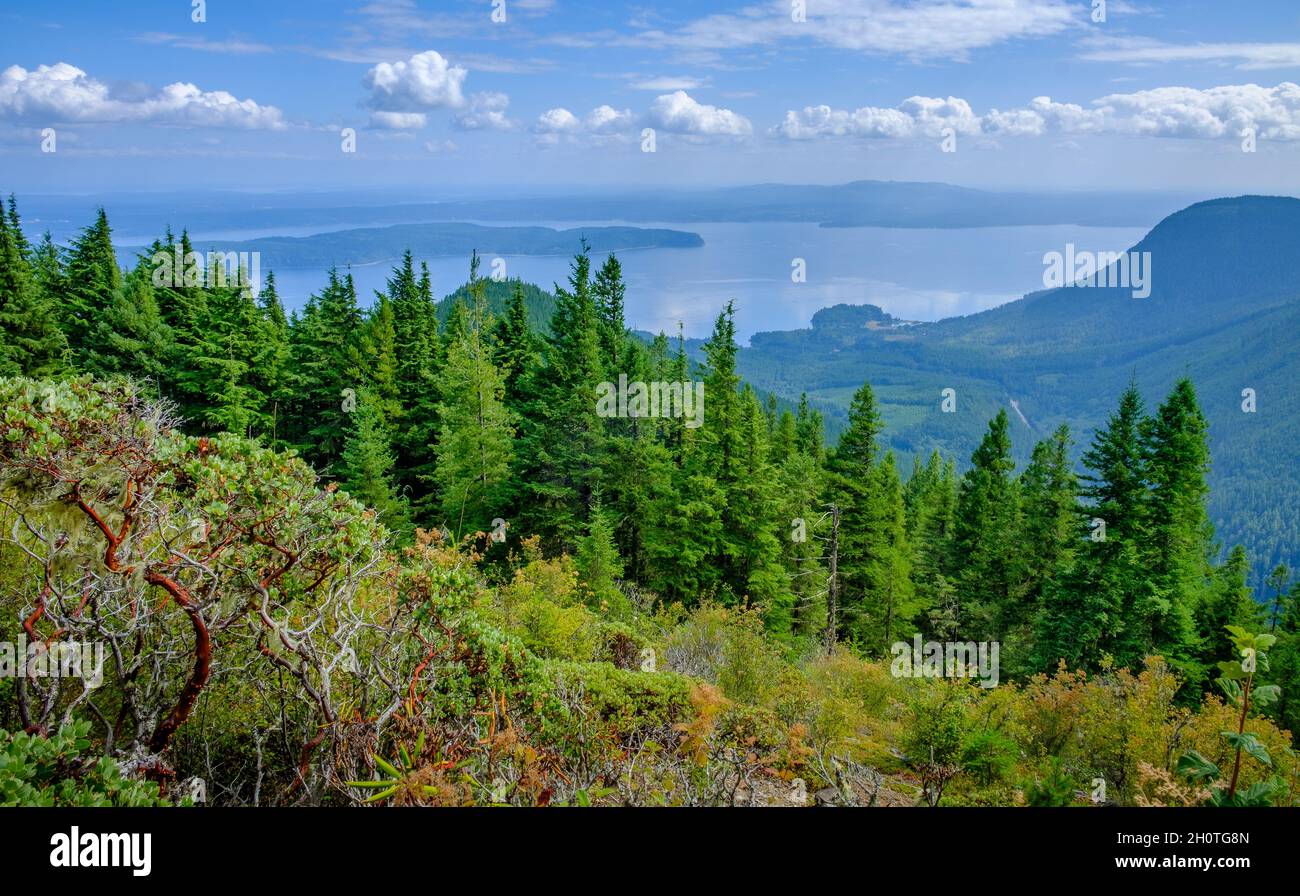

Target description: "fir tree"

left=0, top=198, right=67, bottom=376
left=952, top=410, right=1021, bottom=641
left=434, top=259, right=516, bottom=538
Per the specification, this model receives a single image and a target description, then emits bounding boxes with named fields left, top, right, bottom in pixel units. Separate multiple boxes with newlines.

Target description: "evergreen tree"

left=434, top=260, right=516, bottom=538
left=1018, top=425, right=1081, bottom=663
left=512, top=245, right=606, bottom=548
left=0, top=197, right=66, bottom=376
left=576, top=498, right=628, bottom=616
left=1194, top=544, right=1263, bottom=669
left=855, top=452, right=917, bottom=650
left=1142, top=378, right=1212, bottom=670
left=592, top=253, right=627, bottom=374
left=253, top=272, right=293, bottom=445
left=339, top=386, right=411, bottom=536
left=1039, top=384, right=1152, bottom=671
left=825, top=381, right=889, bottom=647
left=289, top=268, right=366, bottom=468
left=83, top=257, right=169, bottom=384
left=60, top=208, right=121, bottom=362
left=492, top=280, right=540, bottom=416
left=907, top=451, right=958, bottom=635
left=952, top=410, right=1021, bottom=641
left=385, top=253, right=440, bottom=523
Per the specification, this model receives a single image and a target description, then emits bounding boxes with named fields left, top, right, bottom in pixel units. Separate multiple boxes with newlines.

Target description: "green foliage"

left=0, top=723, right=172, bottom=807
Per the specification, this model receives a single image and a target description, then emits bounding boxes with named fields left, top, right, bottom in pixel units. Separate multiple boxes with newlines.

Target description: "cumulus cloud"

left=534, top=107, right=582, bottom=134
left=773, top=83, right=1300, bottom=142
left=772, top=96, right=976, bottom=140
left=363, top=50, right=467, bottom=122
left=532, top=105, right=635, bottom=143
left=646, top=90, right=751, bottom=137
left=452, top=91, right=514, bottom=131
left=0, top=62, right=286, bottom=129
left=584, top=104, right=635, bottom=134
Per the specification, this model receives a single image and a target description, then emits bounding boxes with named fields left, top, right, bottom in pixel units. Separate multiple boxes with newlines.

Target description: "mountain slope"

left=731, top=196, right=1300, bottom=584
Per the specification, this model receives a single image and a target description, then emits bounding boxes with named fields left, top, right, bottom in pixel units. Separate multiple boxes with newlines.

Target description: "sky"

left=3, top=0, right=1300, bottom=194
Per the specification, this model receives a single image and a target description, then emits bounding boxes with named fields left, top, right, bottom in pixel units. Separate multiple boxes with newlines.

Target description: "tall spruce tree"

left=1142, top=378, right=1212, bottom=671
left=434, top=259, right=516, bottom=538
left=513, top=245, right=606, bottom=548
left=952, top=410, right=1021, bottom=641
left=0, top=197, right=66, bottom=376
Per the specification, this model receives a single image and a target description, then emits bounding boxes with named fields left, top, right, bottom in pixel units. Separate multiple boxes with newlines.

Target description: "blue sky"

left=4, top=0, right=1300, bottom=193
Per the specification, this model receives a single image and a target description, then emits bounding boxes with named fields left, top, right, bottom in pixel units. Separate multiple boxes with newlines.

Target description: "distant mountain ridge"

left=27, top=181, right=1210, bottom=246
left=120, top=221, right=702, bottom=269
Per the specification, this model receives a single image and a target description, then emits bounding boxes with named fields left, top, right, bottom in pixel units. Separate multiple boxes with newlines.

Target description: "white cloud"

left=646, top=90, right=751, bottom=137
left=532, top=104, right=636, bottom=145
left=135, top=32, right=273, bottom=54
left=453, top=91, right=514, bottom=131
left=534, top=107, right=582, bottom=134
left=363, top=50, right=467, bottom=117
left=772, top=104, right=912, bottom=139
left=584, top=104, right=635, bottom=134
left=0, top=62, right=286, bottom=129
left=773, top=83, right=1300, bottom=142
left=630, top=75, right=708, bottom=91
left=773, top=95, right=978, bottom=139
left=370, top=110, right=428, bottom=129
left=1078, top=38, right=1300, bottom=71
left=630, top=0, right=1078, bottom=60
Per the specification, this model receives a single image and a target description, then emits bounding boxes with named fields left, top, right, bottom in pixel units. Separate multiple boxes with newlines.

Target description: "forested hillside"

left=729, top=196, right=1300, bottom=588
left=0, top=196, right=1296, bottom=807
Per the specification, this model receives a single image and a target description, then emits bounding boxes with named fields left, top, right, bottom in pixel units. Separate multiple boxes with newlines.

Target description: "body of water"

left=105, top=214, right=1147, bottom=343
left=263, top=220, right=1147, bottom=342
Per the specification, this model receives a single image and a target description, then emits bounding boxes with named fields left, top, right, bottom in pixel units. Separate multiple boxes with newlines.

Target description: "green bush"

left=0, top=722, right=173, bottom=807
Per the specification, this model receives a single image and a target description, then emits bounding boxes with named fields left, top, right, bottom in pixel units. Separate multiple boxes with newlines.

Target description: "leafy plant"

left=0, top=722, right=172, bottom=807
left=1176, top=627, right=1283, bottom=807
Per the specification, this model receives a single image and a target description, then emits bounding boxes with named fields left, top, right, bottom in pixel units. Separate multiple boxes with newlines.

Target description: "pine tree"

left=1142, top=378, right=1212, bottom=669
left=290, top=268, right=366, bottom=468
left=434, top=259, right=516, bottom=538
left=576, top=498, right=628, bottom=616
left=385, top=253, right=440, bottom=523
left=1043, top=382, right=1151, bottom=671
left=1194, top=545, right=1263, bottom=669
left=907, top=451, right=957, bottom=635
left=1018, top=425, right=1081, bottom=662
left=512, top=245, right=606, bottom=548
left=253, top=272, right=293, bottom=445
left=952, top=410, right=1021, bottom=641
left=492, top=280, right=540, bottom=416
left=592, top=253, right=627, bottom=374
left=825, top=381, right=888, bottom=647
left=854, top=452, right=917, bottom=651
left=1266, top=565, right=1291, bottom=632
left=365, top=293, right=401, bottom=423
left=0, top=197, right=67, bottom=376
left=339, top=386, right=411, bottom=536
left=795, top=393, right=825, bottom=462
left=83, top=257, right=169, bottom=384
left=60, top=208, right=121, bottom=362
